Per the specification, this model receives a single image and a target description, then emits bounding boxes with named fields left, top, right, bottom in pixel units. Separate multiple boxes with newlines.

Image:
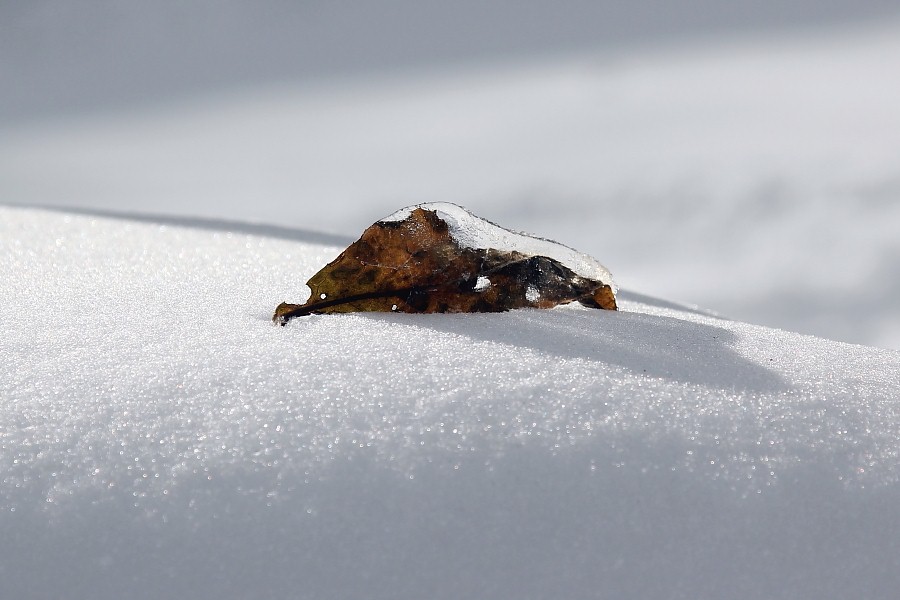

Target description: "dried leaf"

left=274, top=203, right=617, bottom=324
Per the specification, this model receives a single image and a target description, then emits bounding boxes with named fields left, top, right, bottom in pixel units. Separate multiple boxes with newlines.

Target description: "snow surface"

left=2, top=19, right=899, bottom=348
left=382, top=202, right=617, bottom=289
left=3, top=205, right=900, bottom=599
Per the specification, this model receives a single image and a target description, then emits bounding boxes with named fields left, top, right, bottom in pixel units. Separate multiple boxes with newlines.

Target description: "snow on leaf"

left=474, top=276, right=491, bottom=291
left=274, top=203, right=617, bottom=324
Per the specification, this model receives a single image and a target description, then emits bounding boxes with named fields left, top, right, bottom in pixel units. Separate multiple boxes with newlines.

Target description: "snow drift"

left=3, top=206, right=900, bottom=599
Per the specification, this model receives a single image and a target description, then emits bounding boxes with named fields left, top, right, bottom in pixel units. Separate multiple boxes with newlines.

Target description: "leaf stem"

left=274, top=286, right=433, bottom=324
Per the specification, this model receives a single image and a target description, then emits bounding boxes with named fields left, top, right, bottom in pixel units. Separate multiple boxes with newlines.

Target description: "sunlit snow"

left=3, top=205, right=900, bottom=599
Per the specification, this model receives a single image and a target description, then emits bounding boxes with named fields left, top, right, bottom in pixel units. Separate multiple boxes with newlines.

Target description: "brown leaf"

left=274, top=204, right=617, bottom=324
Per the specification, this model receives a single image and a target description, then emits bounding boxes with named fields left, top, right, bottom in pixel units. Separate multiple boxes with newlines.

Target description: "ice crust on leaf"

left=274, top=203, right=617, bottom=323
left=383, top=202, right=616, bottom=289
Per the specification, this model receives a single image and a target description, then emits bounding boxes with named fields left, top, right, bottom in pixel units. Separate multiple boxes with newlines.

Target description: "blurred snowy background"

left=3, top=0, right=900, bottom=348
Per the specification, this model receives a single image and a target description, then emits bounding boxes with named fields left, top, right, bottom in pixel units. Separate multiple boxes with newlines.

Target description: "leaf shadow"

left=365, top=305, right=788, bottom=394
left=617, top=289, right=726, bottom=319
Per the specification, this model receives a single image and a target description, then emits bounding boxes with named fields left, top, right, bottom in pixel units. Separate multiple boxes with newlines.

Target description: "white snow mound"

left=3, top=205, right=900, bottom=600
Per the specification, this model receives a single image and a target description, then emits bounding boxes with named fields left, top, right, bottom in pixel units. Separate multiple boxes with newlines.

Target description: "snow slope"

left=2, top=19, right=900, bottom=349
left=3, top=205, right=900, bottom=599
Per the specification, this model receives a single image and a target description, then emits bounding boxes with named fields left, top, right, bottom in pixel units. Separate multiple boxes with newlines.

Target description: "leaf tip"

left=273, top=302, right=301, bottom=326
